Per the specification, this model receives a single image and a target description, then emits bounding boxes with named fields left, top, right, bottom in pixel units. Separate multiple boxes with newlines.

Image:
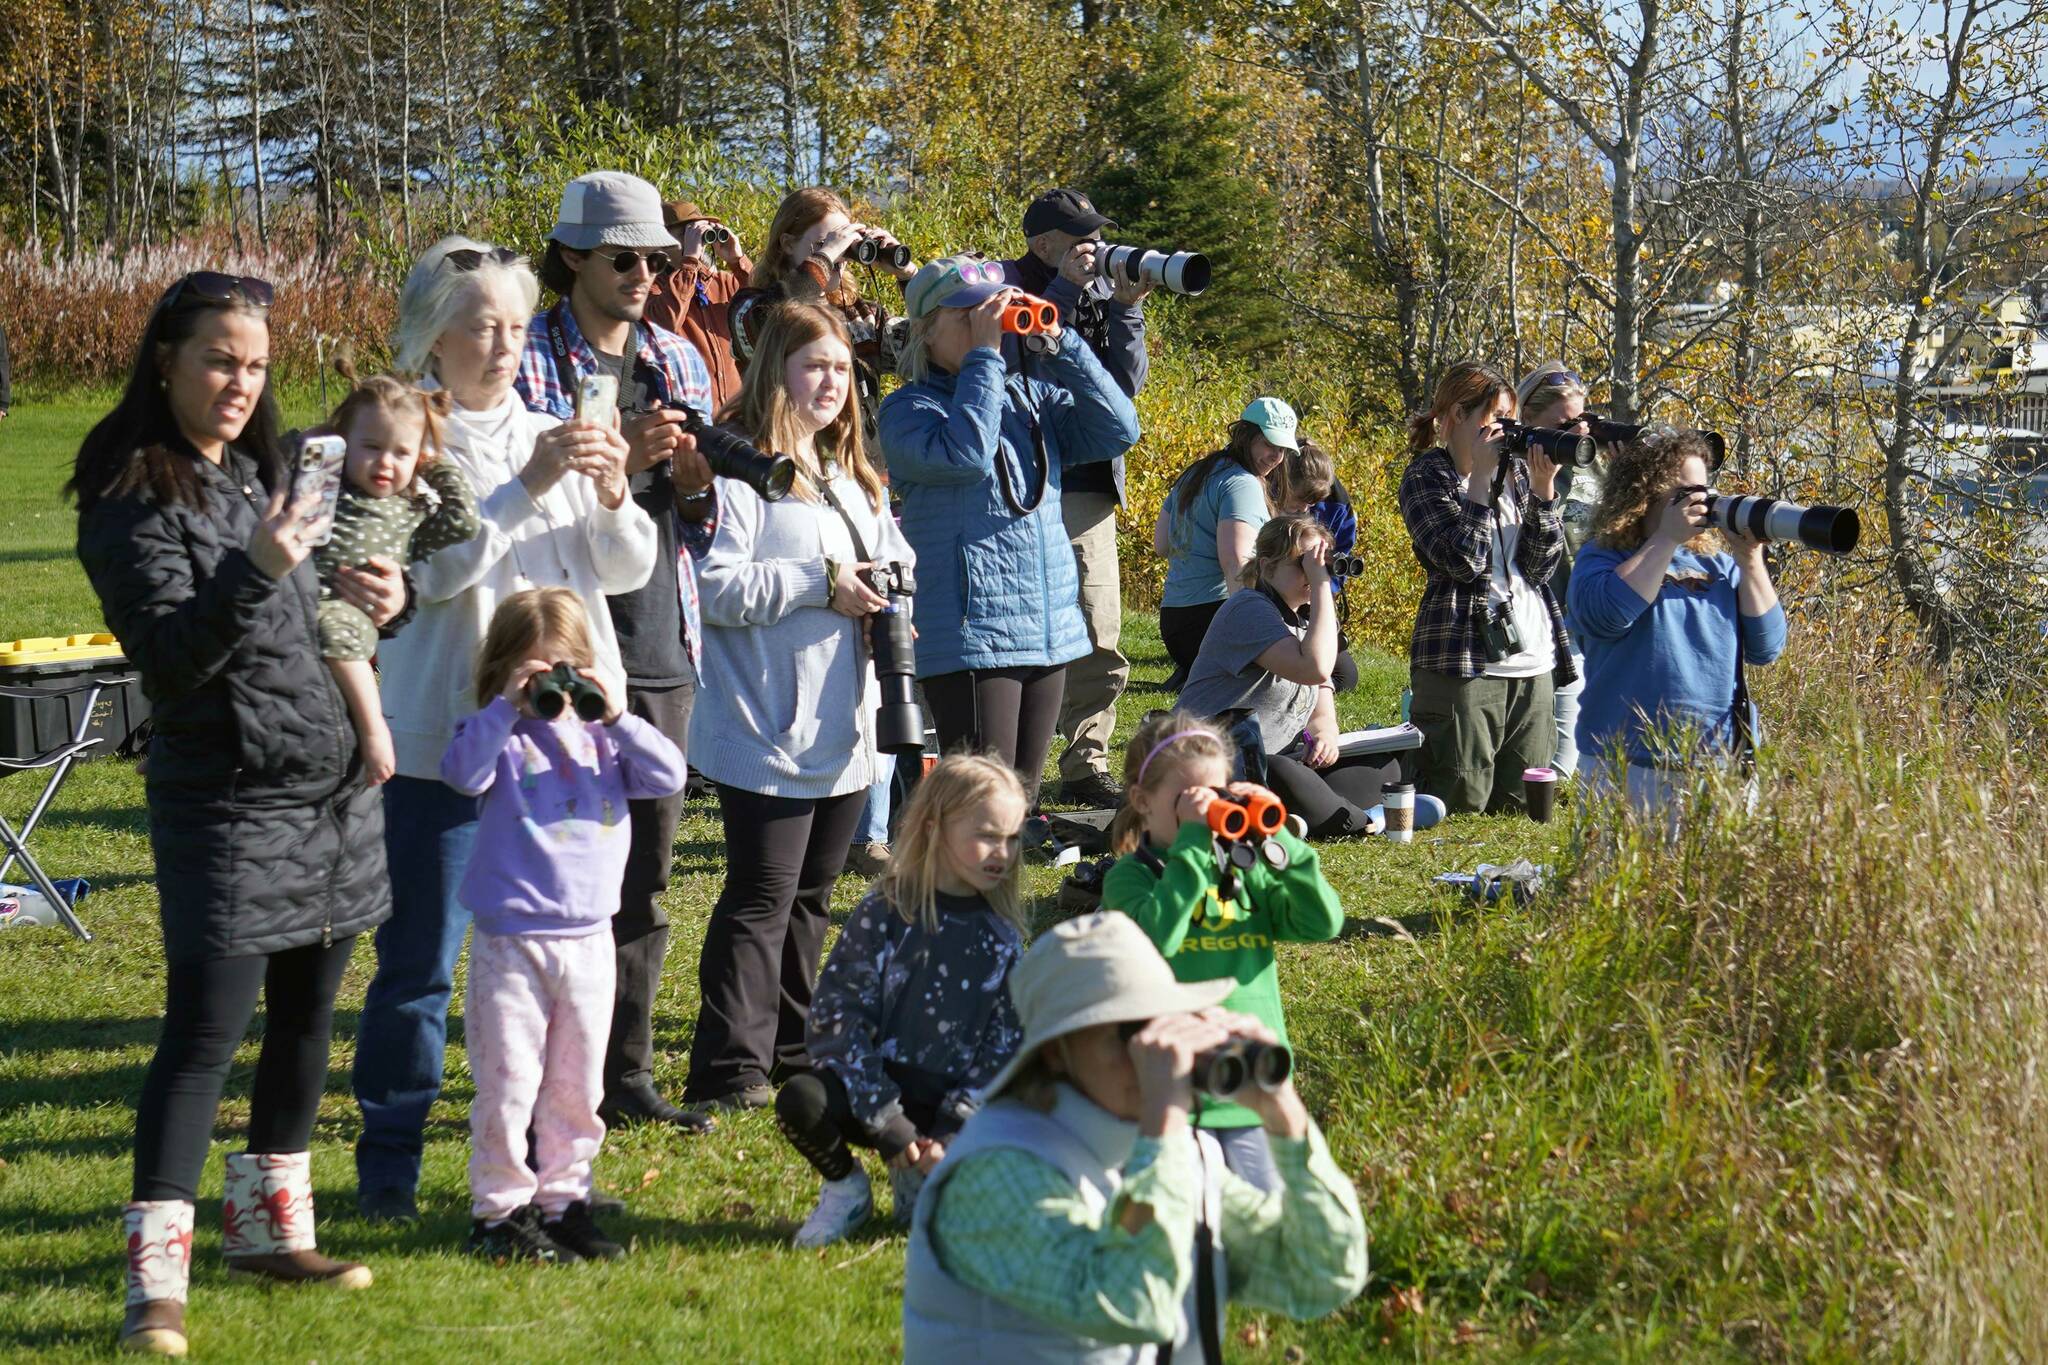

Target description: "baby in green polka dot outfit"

left=316, top=374, right=482, bottom=783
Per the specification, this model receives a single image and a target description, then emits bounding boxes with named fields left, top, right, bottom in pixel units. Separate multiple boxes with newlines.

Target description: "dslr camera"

left=1498, top=419, right=1597, bottom=468
left=864, top=562, right=925, bottom=755
left=1584, top=414, right=1728, bottom=472
left=632, top=399, right=797, bottom=502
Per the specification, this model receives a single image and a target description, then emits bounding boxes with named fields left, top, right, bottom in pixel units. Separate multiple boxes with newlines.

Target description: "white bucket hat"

left=550, top=171, right=674, bottom=252
left=980, top=912, right=1236, bottom=1099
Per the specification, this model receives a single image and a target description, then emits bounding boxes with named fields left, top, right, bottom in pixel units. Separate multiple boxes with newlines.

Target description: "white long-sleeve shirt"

left=379, top=392, right=657, bottom=781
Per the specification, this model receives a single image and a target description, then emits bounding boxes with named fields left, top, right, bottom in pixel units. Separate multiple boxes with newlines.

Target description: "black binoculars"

left=526, top=662, right=606, bottom=723
left=847, top=236, right=912, bottom=270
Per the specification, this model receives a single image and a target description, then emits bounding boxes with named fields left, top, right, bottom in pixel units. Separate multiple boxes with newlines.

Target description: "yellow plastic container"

left=0, top=632, right=146, bottom=762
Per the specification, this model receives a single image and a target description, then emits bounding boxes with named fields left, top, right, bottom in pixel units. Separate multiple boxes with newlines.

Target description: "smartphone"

left=292, top=433, right=349, bottom=547
left=577, top=373, right=619, bottom=428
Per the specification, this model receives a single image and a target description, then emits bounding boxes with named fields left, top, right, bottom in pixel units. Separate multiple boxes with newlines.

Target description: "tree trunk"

left=245, top=0, right=267, bottom=248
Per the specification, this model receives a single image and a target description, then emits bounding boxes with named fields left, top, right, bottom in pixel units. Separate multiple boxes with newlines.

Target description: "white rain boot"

left=221, top=1152, right=371, bottom=1289
left=119, top=1200, right=192, bottom=1356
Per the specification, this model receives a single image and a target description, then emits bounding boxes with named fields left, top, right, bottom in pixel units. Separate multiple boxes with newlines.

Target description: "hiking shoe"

left=600, top=1080, right=717, bottom=1135
left=544, top=1200, right=626, bottom=1262
left=888, top=1164, right=928, bottom=1228
left=845, top=841, right=893, bottom=879
left=792, top=1172, right=872, bottom=1248
left=355, top=1186, right=419, bottom=1225
left=465, top=1205, right=561, bottom=1265
left=683, top=1084, right=775, bottom=1115
left=1058, top=771, right=1125, bottom=808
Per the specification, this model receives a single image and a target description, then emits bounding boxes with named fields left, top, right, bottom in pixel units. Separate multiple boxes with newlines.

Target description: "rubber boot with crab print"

left=220, top=1152, right=373, bottom=1289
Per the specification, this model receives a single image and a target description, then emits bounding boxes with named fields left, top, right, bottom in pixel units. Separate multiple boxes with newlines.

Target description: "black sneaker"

left=545, top=1200, right=627, bottom=1262
left=356, top=1186, right=419, bottom=1225
left=599, top=1079, right=718, bottom=1135
left=589, top=1187, right=627, bottom=1217
left=465, top=1205, right=561, bottom=1264
left=683, top=1083, right=775, bottom=1115
left=1059, top=771, right=1125, bottom=808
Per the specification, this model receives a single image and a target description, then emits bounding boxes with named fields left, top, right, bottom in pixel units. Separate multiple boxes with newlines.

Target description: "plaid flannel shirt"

left=515, top=304, right=718, bottom=673
left=1397, top=446, right=1576, bottom=683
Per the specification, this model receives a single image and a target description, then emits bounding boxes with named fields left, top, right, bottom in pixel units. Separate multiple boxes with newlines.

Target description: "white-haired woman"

left=350, top=236, right=659, bottom=1221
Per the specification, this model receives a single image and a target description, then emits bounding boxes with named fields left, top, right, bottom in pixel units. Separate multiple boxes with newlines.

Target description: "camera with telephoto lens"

left=1498, top=419, right=1598, bottom=467
left=527, top=662, right=607, bottom=723
left=1583, top=414, right=1728, bottom=472
left=863, top=561, right=925, bottom=756
left=1695, top=487, right=1862, bottom=555
left=635, top=399, right=796, bottom=502
left=1191, top=1037, right=1293, bottom=1099
left=846, top=236, right=913, bottom=271
left=1098, top=243, right=1211, bottom=296
left=1480, top=599, right=1525, bottom=663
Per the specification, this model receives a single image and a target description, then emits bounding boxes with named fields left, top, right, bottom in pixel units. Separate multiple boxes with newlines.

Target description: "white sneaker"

left=792, top=1172, right=872, bottom=1248
left=889, top=1164, right=928, bottom=1227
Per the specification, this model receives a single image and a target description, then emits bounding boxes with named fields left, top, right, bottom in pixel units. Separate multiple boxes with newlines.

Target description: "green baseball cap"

left=904, top=253, right=1011, bottom=320
left=1240, top=396, right=1300, bottom=451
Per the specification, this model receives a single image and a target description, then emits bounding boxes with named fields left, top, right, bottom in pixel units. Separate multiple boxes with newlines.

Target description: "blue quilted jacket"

left=879, top=340, right=1141, bottom=676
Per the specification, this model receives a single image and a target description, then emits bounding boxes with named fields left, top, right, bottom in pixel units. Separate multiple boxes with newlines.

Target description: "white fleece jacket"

left=379, top=392, right=658, bottom=781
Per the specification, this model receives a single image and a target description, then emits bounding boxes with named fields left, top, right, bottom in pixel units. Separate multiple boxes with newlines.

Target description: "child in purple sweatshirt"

left=440, top=587, right=688, bottom=1265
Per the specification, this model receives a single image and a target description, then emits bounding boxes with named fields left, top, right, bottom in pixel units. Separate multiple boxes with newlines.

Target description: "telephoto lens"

left=1326, top=553, right=1365, bottom=578
left=866, top=563, right=926, bottom=756
left=1100, top=244, right=1212, bottom=295
left=651, top=401, right=796, bottom=502
left=527, top=662, right=607, bottom=723
left=1584, top=415, right=1728, bottom=471
left=1190, top=1038, right=1294, bottom=1098
left=1703, top=491, right=1861, bottom=554
left=1498, top=419, right=1597, bottom=467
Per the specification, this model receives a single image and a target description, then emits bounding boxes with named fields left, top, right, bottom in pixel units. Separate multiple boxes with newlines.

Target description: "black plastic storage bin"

left=0, top=634, right=151, bottom=763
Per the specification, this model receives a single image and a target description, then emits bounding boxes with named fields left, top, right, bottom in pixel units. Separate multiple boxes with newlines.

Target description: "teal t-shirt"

left=1161, top=463, right=1272, bottom=607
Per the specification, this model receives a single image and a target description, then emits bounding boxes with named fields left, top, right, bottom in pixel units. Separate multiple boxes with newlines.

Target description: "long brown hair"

left=722, top=303, right=882, bottom=508
left=757, top=187, right=862, bottom=309
left=1173, top=420, right=1272, bottom=520
left=878, top=754, right=1030, bottom=934
left=472, top=587, right=598, bottom=707
left=1408, top=360, right=1514, bottom=455
left=1106, top=711, right=1235, bottom=855
left=327, top=367, right=450, bottom=492
left=1592, top=427, right=1722, bottom=553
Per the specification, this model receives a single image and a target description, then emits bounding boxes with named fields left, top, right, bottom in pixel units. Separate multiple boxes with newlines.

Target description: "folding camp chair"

left=0, top=676, right=110, bottom=942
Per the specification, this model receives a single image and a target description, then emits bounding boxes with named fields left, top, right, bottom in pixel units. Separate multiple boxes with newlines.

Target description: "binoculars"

left=1191, top=1037, right=1293, bottom=1098
left=1498, top=419, right=1598, bottom=467
left=847, top=236, right=913, bottom=270
left=1325, top=553, right=1364, bottom=578
left=1205, top=786, right=1286, bottom=841
left=1099, top=244, right=1211, bottom=296
left=527, top=662, right=606, bottom=723
left=700, top=224, right=732, bottom=246
left=1000, top=294, right=1060, bottom=336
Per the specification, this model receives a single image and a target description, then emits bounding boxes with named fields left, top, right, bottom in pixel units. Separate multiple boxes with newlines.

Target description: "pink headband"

left=1136, top=729, right=1212, bottom=786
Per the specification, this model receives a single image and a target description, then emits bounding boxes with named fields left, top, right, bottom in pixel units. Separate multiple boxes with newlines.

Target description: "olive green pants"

left=1410, top=666, right=1556, bottom=816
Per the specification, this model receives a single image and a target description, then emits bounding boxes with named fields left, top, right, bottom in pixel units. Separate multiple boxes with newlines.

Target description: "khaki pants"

left=1055, top=491, right=1129, bottom=782
left=1409, top=666, right=1555, bottom=816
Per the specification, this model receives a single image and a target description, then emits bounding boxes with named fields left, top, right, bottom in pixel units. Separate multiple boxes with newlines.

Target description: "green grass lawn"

left=2, top=397, right=1854, bottom=1361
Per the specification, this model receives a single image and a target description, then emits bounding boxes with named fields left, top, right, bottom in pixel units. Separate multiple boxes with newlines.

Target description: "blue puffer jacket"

left=880, top=339, right=1141, bottom=676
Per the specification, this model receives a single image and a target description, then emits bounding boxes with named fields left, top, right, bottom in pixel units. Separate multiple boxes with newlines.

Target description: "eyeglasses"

left=161, top=271, right=274, bottom=313
left=591, top=248, right=672, bottom=276
left=443, top=246, right=520, bottom=273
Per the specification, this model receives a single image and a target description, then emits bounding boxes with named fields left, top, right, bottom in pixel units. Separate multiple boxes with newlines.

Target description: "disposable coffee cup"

left=1524, top=767, right=1557, bottom=823
left=1383, top=784, right=1415, bottom=842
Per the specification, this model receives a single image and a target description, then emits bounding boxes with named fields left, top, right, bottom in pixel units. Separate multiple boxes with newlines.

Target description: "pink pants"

left=465, top=928, right=615, bottom=1222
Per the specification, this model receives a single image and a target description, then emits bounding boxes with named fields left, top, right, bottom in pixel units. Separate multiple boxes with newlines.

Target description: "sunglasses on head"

left=590, top=247, right=672, bottom=276
left=953, top=260, right=1006, bottom=287
left=443, top=246, right=520, bottom=274
left=161, top=271, right=274, bottom=314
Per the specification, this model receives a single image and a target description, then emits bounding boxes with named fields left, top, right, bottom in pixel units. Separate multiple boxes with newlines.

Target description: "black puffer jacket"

left=76, top=444, right=391, bottom=965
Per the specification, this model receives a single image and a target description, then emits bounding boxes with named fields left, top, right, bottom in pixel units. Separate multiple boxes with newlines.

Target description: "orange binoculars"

left=999, top=294, right=1060, bottom=335
left=1205, top=788, right=1286, bottom=841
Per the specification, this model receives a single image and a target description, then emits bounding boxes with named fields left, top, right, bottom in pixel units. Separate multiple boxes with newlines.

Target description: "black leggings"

left=775, top=1069, right=939, bottom=1179
left=132, top=938, right=356, bottom=1201
left=1267, top=751, right=1404, bottom=838
left=1159, top=601, right=1224, bottom=675
left=922, top=665, right=1065, bottom=808
left=684, top=785, right=866, bottom=1102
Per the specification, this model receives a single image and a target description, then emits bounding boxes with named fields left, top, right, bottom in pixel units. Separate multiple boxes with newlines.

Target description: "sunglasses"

left=161, top=271, right=274, bottom=313
left=951, top=260, right=1007, bottom=287
left=590, top=247, right=672, bottom=276
left=444, top=246, right=520, bottom=273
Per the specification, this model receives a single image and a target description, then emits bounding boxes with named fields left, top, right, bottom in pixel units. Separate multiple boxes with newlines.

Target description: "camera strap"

left=997, top=363, right=1050, bottom=517
left=1732, top=645, right=1758, bottom=775
left=818, top=478, right=875, bottom=565
left=547, top=303, right=652, bottom=411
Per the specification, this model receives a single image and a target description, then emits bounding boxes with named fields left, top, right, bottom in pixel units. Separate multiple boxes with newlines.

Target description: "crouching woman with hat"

left=902, top=913, right=1368, bottom=1363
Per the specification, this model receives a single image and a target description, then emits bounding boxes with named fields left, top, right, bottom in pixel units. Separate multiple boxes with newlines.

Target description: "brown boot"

left=220, top=1153, right=373, bottom=1290
left=119, top=1200, right=192, bottom=1356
